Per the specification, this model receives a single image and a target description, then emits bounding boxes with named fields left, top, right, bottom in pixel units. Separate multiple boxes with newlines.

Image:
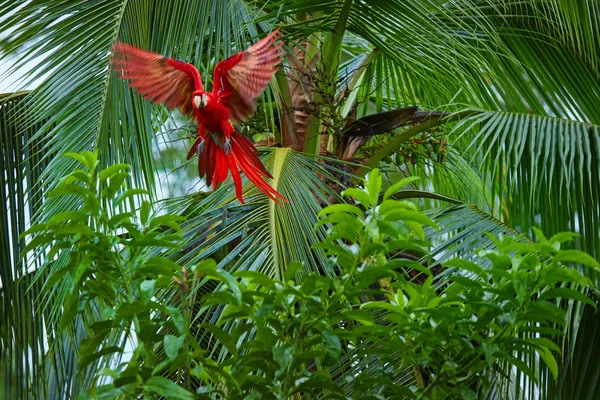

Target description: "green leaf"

left=234, top=270, right=275, bottom=288
left=539, top=287, right=596, bottom=308
left=166, top=306, right=185, bottom=335
left=536, top=346, right=559, bottom=379
left=115, top=302, right=141, bottom=322
left=378, top=199, right=417, bottom=215
left=64, top=169, right=91, bottom=184
left=383, top=209, right=438, bottom=228
left=342, top=188, right=371, bottom=208
left=360, top=301, right=403, bottom=314
left=78, top=384, right=129, bottom=400
left=149, top=215, right=186, bottom=232
left=555, top=250, right=600, bottom=270
left=139, top=280, right=155, bottom=305
left=404, top=221, right=425, bottom=240
left=321, top=331, right=342, bottom=362
left=163, top=335, right=185, bottom=361
left=72, top=262, right=92, bottom=290
left=78, top=346, right=122, bottom=370
left=548, top=232, right=579, bottom=245
left=482, top=342, right=499, bottom=367
left=341, top=309, right=375, bottom=326
left=507, top=356, right=538, bottom=384
left=144, top=377, right=195, bottom=400
left=199, top=324, right=238, bottom=357
left=445, top=259, right=487, bottom=279
left=318, top=203, right=364, bottom=217
left=21, top=234, right=53, bottom=255
left=47, top=211, right=88, bottom=225
left=140, top=200, right=151, bottom=226
left=294, top=371, right=344, bottom=396
left=203, top=292, right=241, bottom=307
left=200, top=268, right=242, bottom=305
left=453, top=386, right=478, bottom=400
left=366, top=168, right=383, bottom=207
left=113, top=188, right=150, bottom=206
left=531, top=226, right=548, bottom=242
left=384, top=176, right=421, bottom=200
left=193, top=259, right=218, bottom=274
left=105, top=171, right=129, bottom=199
left=528, top=337, right=561, bottom=353
left=65, top=151, right=98, bottom=171
left=99, top=164, right=130, bottom=181
left=48, top=183, right=90, bottom=198
left=273, top=345, right=295, bottom=369
left=107, top=212, right=133, bottom=229
left=284, top=261, right=303, bottom=282
left=135, top=257, right=181, bottom=278
left=86, top=280, right=116, bottom=300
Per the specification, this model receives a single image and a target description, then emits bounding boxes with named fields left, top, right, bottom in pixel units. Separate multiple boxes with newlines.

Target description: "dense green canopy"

left=1, top=0, right=599, bottom=398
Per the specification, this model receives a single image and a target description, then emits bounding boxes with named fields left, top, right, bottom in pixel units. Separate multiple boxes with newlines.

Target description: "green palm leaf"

left=456, top=110, right=600, bottom=266
left=0, top=92, right=49, bottom=398
left=168, top=149, right=344, bottom=279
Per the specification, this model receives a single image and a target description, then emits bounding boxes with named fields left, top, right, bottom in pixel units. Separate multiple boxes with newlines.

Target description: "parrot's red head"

left=193, top=90, right=209, bottom=108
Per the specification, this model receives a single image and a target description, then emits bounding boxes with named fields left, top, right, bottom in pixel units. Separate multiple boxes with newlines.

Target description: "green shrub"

left=24, top=155, right=598, bottom=399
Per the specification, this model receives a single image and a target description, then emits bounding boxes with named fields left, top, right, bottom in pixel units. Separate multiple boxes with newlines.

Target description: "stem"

left=390, top=189, right=462, bottom=205
left=274, top=70, right=298, bottom=148
left=115, top=245, right=143, bottom=359
left=322, top=0, right=353, bottom=79
left=339, top=49, right=379, bottom=117
left=303, top=112, right=323, bottom=155
left=279, top=330, right=303, bottom=400
left=304, top=0, right=354, bottom=155
left=181, top=267, right=191, bottom=391
left=417, top=375, right=440, bottom=400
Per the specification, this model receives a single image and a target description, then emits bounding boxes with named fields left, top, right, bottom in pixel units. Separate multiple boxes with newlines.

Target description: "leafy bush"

left=24, top=156, right=598, bottom=399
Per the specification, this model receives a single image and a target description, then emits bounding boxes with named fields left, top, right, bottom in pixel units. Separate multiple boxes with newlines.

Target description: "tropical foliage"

left=20, top=159, right=600, bottom=398
left=1, top=0, right=600, bottom=399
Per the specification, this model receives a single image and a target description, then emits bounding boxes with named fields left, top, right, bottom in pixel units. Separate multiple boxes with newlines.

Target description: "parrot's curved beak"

left=194, top=95, right=204, bottom=108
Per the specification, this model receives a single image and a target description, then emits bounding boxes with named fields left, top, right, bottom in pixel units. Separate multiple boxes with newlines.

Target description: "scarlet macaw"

left=112, top=29, right=286, bottom=203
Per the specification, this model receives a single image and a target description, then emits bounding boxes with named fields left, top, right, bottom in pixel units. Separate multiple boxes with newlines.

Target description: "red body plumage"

left=112, top=29, right=286, bottom=204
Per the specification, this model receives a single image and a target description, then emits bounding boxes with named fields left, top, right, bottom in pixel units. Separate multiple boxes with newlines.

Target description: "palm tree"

left=1, top=0, right=599, bottom=398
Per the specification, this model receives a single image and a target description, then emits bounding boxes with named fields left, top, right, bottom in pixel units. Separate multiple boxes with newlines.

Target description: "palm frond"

left=0, top=92, right=55, bottom=398
left=454, top=108, right=600, bottom=400
left=445, top=0, right=600, bottom=119
left=168, top=149, right=343, bottom=279
left=456, top=110, right=600, bottom=267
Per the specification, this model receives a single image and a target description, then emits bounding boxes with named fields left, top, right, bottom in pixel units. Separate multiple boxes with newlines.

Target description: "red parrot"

left=112, top=29, right=286, bottom=204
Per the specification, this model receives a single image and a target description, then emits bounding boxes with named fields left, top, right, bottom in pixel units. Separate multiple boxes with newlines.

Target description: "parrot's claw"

left=196, top=139, right=205, bottom=155
left=223, top=138, right=232, bottom=155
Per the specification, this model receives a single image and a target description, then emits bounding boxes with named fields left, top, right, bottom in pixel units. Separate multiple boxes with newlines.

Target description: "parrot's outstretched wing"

left=212, top=29, right=283, bottom=125
left=113, top=42, right=203, bottom=118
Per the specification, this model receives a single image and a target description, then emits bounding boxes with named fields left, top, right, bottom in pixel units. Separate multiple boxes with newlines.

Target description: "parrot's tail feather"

left=191, top=131, right=287, bottom=204
left=230, top=132, right=273, bottom=178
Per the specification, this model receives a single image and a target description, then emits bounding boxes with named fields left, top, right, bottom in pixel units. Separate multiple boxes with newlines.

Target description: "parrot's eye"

left=202, top=94, right=208, bottom=104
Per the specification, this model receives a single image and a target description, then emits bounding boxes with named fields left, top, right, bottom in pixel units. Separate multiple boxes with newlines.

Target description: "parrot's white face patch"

left=194, top=93, right=209, bottom=108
